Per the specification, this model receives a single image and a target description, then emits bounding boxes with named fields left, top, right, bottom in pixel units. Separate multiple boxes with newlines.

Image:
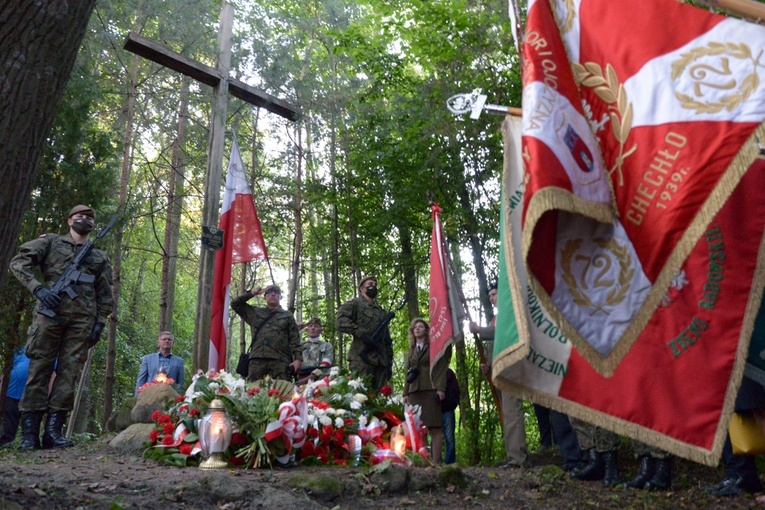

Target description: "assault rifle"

left=38, top=214, right=119, bottom=318
left=359, top=300, right=407, bottom=366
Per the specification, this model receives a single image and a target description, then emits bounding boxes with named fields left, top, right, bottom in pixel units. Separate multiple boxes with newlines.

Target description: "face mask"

left=365, top=286, right=378, bottom=299
left=72, top=219, right=94, bottom=235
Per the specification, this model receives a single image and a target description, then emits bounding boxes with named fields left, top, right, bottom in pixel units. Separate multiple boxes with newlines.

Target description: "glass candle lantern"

left=391, top=425, right=407, bottom=459
left=199, top=399, right=232, bottom=469
left=155, top=366, right=168, bottom=384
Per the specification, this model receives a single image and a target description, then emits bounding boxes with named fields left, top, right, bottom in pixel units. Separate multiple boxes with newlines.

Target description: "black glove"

left=88, top=322, right=105, bottom=348
left=33, top=286, right=61, bottom=310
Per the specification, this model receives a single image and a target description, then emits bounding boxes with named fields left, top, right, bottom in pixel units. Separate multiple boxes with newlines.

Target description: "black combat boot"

left=602, top=450, right=619, bottom=486
left=644, top=456, right=672, bottom=491
left=41, top=411, right=74, bottom=449
left=18, top=411, right=44, bottom=451
left=627, top=455, right=656, bottom=489
left=571, top=448, right=605, bottom=481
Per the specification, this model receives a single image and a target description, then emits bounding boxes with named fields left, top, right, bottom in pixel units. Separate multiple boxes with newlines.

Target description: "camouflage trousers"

left=570, top=420, right=620, bottom=452
left=632, top=441, right=671, bottom=459
left=349, top=357, right=390, bottom=391
left=20, top=313, right=94, bottom=413
left=248, top=357, right=293, bottom=382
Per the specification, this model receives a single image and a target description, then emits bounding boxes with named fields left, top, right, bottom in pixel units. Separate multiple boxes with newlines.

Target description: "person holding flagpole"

left=403, top=318, right=448, bottom=464
left=470, top=283, right=527, bottom=468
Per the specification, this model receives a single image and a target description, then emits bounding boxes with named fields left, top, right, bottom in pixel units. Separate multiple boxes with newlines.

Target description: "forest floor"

left=0, top=437, right=762, bottom=509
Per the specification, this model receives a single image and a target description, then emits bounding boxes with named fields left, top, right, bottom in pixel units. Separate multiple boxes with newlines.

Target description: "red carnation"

left=162, top=434, right=175, bottom=446
left=158, top=413, right=172, bottom=424
left=344, top=418, right=354, bottom=428
left=299, top=441, right=315, bottom=458
left=229, top=455, right=245, bottom=467
left=151, top=410, right=161, bottom=422
left=149, top=429, right=160, bottom=443
left=379, top=385, right=392, bottom=396
left=248, top=387, right=260, bottom=396
left=232, top=432, right=249, bottom=447
left=175, top=395, right=185, bottom=402
left=307, top=427, right=319, bottom=438
left=163, top=422, right=175, bottom=435
left=179, top=443, right=192, bottom=455
left=189, top=408, right=200, bottom=417
left=267, top=388, right=280, bottom=397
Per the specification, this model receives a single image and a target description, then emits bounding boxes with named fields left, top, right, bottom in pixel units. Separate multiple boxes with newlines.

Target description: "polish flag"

left=209, top=137, right=268, bottom=372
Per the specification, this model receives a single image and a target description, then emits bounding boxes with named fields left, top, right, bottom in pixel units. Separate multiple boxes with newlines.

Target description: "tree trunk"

left=159, top=76, right=190, bottom=332
left=0, top=2, right=97, bottom=291
left=102, top=51, right=138, bottom=424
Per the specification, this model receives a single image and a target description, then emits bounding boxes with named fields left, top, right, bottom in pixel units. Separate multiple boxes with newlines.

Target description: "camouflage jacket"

left=231, top=293, right=302, bottom=362
left=300, top=337, right=334, bottom=369
left=10, top=233, right=114, bottom=323
left=336, top=296, right=392, bottom=367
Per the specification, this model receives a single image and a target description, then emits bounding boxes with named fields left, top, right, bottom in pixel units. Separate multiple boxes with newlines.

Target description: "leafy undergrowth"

left=0, top=439, right=759, bottom=509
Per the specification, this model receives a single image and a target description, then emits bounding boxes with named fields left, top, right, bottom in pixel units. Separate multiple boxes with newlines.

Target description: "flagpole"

left=693, top=0, right=765, bottom=21
left=443, top=239, right=505, bottom=430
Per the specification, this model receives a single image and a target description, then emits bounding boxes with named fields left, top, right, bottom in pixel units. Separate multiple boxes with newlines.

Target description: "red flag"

left=209, top=137, right=268, bottom=372
left=428, top=204, right=460, bottom=377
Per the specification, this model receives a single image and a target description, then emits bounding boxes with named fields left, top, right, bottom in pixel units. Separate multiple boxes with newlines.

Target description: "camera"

left=406, top=366, right=420, bottom=384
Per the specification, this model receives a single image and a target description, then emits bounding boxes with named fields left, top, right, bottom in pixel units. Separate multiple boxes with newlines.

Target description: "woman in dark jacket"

left=403, top=318, right=447, bottom=463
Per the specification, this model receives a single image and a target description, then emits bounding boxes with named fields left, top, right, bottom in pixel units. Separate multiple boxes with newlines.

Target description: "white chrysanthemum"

left=348, top=379, right=361, bottom=389
left=335, top=417, right=345, bottom=428
left=324, top=408, right=335, bottom=416
left=358, top=415, right=368, bottom=428
left=319, top=415, right=332, bottom=426
left=354, top=393, right=368, bottom=404
left=335, top=409, right=346, bottom=417
left=329, top=366, right=340, bottom=377
left=350, top=401, right=362, bottom=410
left=329, top=379, right=339, bottom=386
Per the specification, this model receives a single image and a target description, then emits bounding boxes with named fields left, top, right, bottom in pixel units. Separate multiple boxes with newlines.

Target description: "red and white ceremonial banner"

left=209, top=137, right=268, bottom=372
left=428, top=204, right=460, bottom=378
left=494, top=0, right=765, bottom=464
left=521, top=0, right=765, bottom=375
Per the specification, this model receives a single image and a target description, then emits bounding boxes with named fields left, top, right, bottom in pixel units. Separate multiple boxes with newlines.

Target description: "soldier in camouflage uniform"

left=295, top=317, right=334, bottom=385
left=299, top=318, right=333, bottom=371
left=626, top=443, right=672, bottom=490
left=336, top=275, right=393, bottom=390
left=10, top=205, right=113, bottom=451
left=231, top=284, right=302, bottom=381
left=569, top=420, right=620, bottom=486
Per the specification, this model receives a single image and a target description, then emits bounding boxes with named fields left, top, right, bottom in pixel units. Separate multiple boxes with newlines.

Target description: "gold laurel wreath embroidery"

left=671, top=42, right=759, bottom=114
left=571, top=62, right=637, bottom=187
left=551, top=0, right=576, bottom=35
left=560, top=238, right=633, bottom=314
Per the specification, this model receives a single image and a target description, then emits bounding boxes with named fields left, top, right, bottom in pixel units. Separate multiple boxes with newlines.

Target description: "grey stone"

left=131, top=383, right=180, bottom=423
left=109, top=423, right=156, bottom=453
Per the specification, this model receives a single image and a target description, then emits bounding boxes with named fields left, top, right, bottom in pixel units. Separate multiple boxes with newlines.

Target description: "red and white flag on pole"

left=209, top=137, right=268, bottom=372
left=428, top=204, right=462, bottom=378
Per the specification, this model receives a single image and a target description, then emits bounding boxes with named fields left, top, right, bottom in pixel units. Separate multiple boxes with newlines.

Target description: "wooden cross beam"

left=123, top=2, right=298, bottom=372
left=123, top=32, right=299, bottom=121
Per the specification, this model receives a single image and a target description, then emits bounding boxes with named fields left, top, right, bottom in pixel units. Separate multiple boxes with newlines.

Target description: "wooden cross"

left=123, top=2, right=298, bottom=371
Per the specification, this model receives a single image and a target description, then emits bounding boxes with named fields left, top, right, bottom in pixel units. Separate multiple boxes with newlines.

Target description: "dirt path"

left=0, top=439, right=755, bottom=509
